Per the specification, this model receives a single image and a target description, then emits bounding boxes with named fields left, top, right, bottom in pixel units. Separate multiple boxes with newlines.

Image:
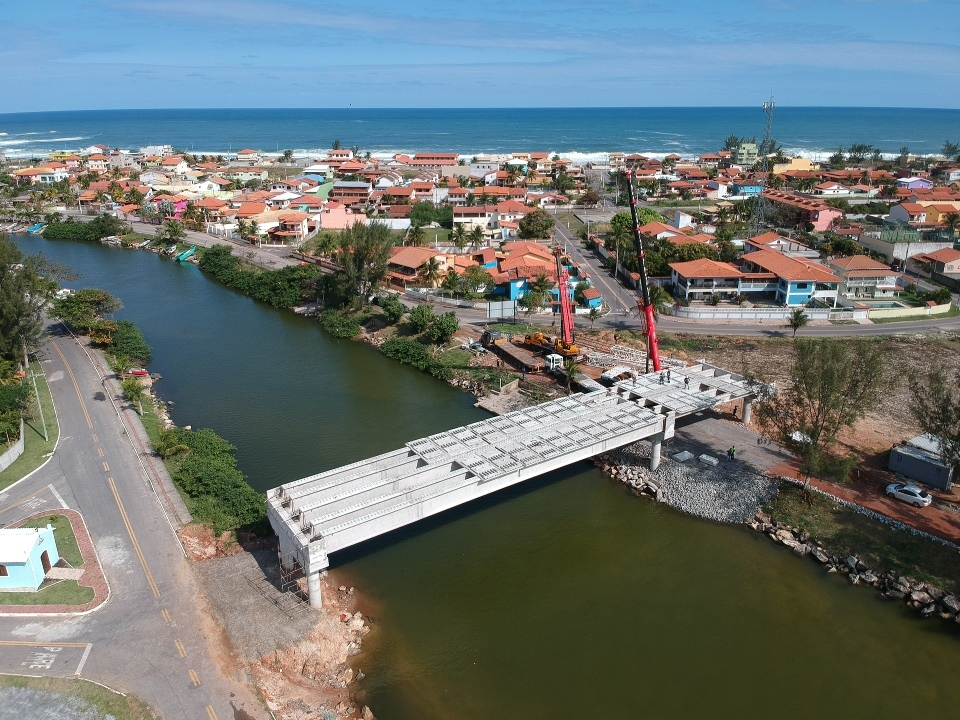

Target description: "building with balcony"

left=827, top=255, right=901, bottom=298
left=739, top=250, right=840, bottom=306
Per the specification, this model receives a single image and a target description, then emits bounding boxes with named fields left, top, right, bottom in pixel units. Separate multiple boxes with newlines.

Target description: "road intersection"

left=0, top=322, right=266, bottom=719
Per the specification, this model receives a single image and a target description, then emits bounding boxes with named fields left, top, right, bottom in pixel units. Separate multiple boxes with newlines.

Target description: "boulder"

left=942, top=595, right=960, bottom=614
left=845, top=556, right=859, bottom=571
left=885, top=589, right=906, bottom=600
left=793, top=543, right=810, bottom=556
left=921, top=604, right=937, bottom=617
left=927, top=586, right=944, bottom=601
left=849, top=573, right=860, bottom=585
left=812, top=548, right=830, bottom=563
left=910, top=590, right=933, bottom=605
left=855, top=560, right=870, bottom=574
left=799, top=530, right=811, bottom=543
left=862, top=573, right=878, bottom=585
left=362, top=707, right=377, bottom=720
left=756, top=511, right=772, bottom=525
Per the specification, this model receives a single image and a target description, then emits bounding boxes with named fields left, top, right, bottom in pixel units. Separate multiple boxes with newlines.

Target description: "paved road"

left=0, top=322, right=267, bottom=720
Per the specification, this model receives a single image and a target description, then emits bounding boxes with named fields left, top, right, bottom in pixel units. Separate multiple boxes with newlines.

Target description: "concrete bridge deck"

left=268, top=363, right=757, bottom=606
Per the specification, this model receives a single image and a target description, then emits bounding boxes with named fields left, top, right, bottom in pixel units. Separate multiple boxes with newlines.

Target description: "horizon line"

left=3, top=105, right=960, bottom=117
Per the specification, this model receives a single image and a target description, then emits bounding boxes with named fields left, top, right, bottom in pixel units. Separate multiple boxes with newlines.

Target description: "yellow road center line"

left=102, top=462, right=110, bottom=472
left=189, top=669, right=201, bottom=687
left=51, top=339, right=94, bottom=430
left=175, top=639, right=187, bottom=658
left=92, top=434, right=98, bottom=442
left=97, top=448, right=104, bottom=458
left=162, top=609, right=172, bottom=625
left=107, top=477, right=160, bottom=598
left=0, top=487, right=52, bottom=517
left=206, top=705, right=219, bottom=720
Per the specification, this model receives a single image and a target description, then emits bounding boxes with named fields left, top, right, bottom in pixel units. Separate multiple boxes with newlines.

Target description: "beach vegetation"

left=160, top=427, right=267, bottom=535
left=326, top=221, right=394, bottom=306
left=908, top=370, right=960, bottom=472
left=320, top=309, right=362, bottom=338
left=381, top=337, right=452, bottom=381
left=426, top=311, right=460, bottom=344
left=197, top=244, right=324, bottom=308
left=408, top=304, right=435, bottom=333
left=377, top=295, right=408, bottom=323
left=42, top=214, right=127, bottom=242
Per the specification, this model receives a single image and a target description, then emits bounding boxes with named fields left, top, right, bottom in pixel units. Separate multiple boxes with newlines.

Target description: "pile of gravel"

left=598, top=441, right=778, bottom=524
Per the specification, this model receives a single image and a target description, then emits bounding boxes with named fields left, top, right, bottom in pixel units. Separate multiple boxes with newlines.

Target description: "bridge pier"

left=650, top=431, right=663, bottom=471
left=307, top=571, right=323, bottom=608
left=742, top=400, right=753, bottom=426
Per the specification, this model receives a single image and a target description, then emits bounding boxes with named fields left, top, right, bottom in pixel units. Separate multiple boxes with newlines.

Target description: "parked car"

left=885, top=483, right=933, bottom=508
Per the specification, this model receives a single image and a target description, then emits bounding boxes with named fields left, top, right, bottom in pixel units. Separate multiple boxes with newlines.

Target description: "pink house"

left=318, top=201, right=364, bottom=231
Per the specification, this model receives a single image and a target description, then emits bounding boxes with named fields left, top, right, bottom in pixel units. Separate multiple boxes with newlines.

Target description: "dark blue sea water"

left=1, top=107, right=957, bottom=161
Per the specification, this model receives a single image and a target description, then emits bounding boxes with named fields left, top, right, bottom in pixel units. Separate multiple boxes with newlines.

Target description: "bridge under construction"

left=268, top=363, right=758, bottom=606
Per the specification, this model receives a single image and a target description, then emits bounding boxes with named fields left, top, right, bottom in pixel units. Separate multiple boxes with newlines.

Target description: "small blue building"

left=0, top=525, right=59, bottom=591
left=732, top=181, right=763, bottom=198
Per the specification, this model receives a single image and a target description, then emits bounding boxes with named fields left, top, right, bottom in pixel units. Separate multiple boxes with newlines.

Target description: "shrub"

left=109, top=320, right=152, bottom=363
left=197, top=245, right=323, bottom=308
left=378, top=295, right=407, bottom=324
left=320, top=309, right=362, bottom=338
left=408, top=304, right=435, bottom=333
left=426, top=311, right=460, bottom=344
left=42, top=215, right=126, bottom=242
left=381, top=337, right=452, bottom=381
left=161, top=427, right=266, bottom=534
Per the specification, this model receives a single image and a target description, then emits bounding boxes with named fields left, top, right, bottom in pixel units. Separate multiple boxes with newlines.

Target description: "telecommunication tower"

left=748, top=95, right=776, bottom=237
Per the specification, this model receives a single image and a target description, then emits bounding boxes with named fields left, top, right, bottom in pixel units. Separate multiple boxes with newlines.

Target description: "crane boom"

left=553, top=247, right=579, bottom=356
left=625, top=170, right=662, bottom=372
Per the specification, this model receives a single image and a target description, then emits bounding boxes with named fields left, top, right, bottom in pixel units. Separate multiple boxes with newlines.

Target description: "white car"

left=885, top=483, right=933, bottom=508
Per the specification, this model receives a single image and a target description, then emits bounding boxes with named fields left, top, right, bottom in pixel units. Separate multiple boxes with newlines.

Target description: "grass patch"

left=21, top=514, right=83, bottom=567
left=870, top=305, right=960, bottom=324
left=435, top=348, right=474, bottom=369
left=0, top=675, right=158, bottom=719
left=830, top=319, right=860, bottom=325
left=0, top=367, right=59, bottom=492
left=0, top=580, right=94, bottom=606
left=657, top=333, right=728, bottom=354
left=766, top=483, right=960, bottom=595
left=487, top=322, right=542, bottom=336
left=140, top=403, right=162, bottom=447
left=553, top=212, right=586, bottom=235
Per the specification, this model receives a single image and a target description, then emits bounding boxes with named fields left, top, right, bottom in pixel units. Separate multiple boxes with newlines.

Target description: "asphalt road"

left=0, top=322, right=266, bottom=720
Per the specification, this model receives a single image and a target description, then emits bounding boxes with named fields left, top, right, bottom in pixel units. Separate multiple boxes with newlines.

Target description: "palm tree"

left=236, top=219, right=249, bottom=241
left=588, top=307, right=600, bottom=327
left=563, top=357, right=581, bottom=395
left=155, top=428, right=190, bottom=459
left=647, top=285, right=673, bottom=319
left=106, top=353, right=131, bottom=378
left=281, top=149, right=294, bottom=163
left=162, top=220, right=186, bottom=243
left=332, top=140, right=342, bottom=151
left=120, top=377, right=147, bottom=415
left=470, top=225, right=483, bottom=248
left=248, top=220, right=261, bottom=245
left=786, top=308, right=809, bottom=337
left=452, top=224, right=467, bottom=252
left=418, top=257, right=442, bottom=288
left=408, top=223, right=426, bottom=247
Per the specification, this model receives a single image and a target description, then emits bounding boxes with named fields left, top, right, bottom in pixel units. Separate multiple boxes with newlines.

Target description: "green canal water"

left=14, top=234, right=960, bottom=719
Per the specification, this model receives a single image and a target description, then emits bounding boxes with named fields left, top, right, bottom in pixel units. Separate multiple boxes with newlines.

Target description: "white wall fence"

left=672, top=306, right=833, bottom=322
left=405, top=289, right=480, bottom=309
left=0, top=420, right=25, bottom=473
left=868, top=302, right=952, bottom=320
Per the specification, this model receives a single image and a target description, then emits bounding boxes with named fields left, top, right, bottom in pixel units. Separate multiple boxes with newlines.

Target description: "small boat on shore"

left=176, top=246, right=197, bottom=262
left=27, top=223, right=45, bottom=234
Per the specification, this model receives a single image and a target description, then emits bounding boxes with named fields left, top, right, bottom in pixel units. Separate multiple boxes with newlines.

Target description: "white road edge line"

left=48, top=484, right=69, bottom=509
left=74, top=643, right=93, bottom=676
left=57, top=323, right=187, bottom=558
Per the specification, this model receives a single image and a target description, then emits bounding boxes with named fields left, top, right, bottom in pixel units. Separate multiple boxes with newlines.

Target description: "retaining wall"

left=868, top=302, right=952, bottom=320
left=0, top=420, right=25, bottom=473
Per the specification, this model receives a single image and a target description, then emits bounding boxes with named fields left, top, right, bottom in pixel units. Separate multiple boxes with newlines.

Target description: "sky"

left=4, top=0, right=959, bottom=111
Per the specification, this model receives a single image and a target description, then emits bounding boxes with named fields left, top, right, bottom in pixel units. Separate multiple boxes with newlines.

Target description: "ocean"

left=1, top=107, right=957, bottom=162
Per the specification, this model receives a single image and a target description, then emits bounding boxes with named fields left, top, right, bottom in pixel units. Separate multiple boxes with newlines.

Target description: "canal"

left=14, top=234, right=960, bottom=719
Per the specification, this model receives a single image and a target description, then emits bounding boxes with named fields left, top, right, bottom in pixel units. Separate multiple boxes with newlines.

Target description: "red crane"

left=625, top=170, right=662, bottom=372
left=553, top=247, right=579, bottom=357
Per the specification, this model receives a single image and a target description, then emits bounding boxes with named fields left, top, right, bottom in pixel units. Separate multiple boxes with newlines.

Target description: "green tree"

left=647, top=284, right=673, bottom=319
left=332, top=140, right=342, bottom=150
left=332, top=221, right=395, bottom=303
left=588, top=307, right=600, bottom=327
left=159, top=220, right=186, bottom=243
left=121, top=377, right=147, bottom=415
left=155, top=428, right=191, bottom=459
left=469, top=225, right=485, bottom=249
left=378, top=295, right=407, bottom=323
left=427, top=311, right=460, bottom=344
left=462, top=265, right=493, bottom=297
left=281, top=149, right=293, bottom=163
left=828, top=147, right=847, bottom=169
left=408, top=223, right=426, bottom=247
left=564, top=357, right=581, bottom=395
left=452, top=224, right=468, bottom=252
left=942, top=140, right=960, bottom=162
left=408, top=304, right=435, bottom=333
left=0, top=236, right=55, bottom=361
left=752, top=339, right=885, bottom=478
left=418, top=257, right=442, bottom=287
left=908, top=370, right=960, bottom=473
left=441, top=270, right=465, bottom=298
left=518, top=209, right=555, bottom=239
left=50, top=288, right=123, bottom=334
left=786, top=308, right=809, bottom=337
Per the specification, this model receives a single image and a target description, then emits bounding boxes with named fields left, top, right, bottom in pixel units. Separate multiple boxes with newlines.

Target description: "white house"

left=0, top=525, right=60, bottom=591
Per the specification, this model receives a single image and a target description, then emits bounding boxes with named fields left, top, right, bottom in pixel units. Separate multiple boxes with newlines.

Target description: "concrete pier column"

left=650, top=432, right=663, bottom=471
left=307, top=571, right=323, bottom=608
left=742, top=400, right=753, bottom=426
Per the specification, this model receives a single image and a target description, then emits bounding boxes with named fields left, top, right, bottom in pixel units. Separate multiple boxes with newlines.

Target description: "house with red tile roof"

left=236, top=149, right=261, bottom=164
left=915, top=248, right=960, bottom=275
left=761, top=190, right=843, bottom=232
left=827, top=255, right=902, bottom=298
left=387, top=247, right=451, bottom=288
left=739, top=250, right=840, bottom=306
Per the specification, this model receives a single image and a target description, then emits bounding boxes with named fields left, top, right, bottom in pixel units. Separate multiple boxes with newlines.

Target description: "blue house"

left=740, top=250, right=840, bottom=307
left=0, top=525, right=60, bottom=591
